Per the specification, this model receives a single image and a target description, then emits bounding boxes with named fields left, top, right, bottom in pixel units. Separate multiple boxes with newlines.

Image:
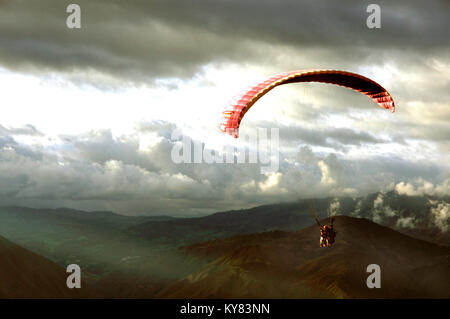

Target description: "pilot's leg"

left=320, top=237, right=325, bottom=247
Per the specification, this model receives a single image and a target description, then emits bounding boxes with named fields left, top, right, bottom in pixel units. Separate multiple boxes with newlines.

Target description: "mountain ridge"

left=0, top=234, right=91, bottom=298
left=157, top=216, right=450, bottom=298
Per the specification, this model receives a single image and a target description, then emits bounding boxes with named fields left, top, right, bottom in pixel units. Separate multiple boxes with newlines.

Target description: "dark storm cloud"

left=0, top=0, right=448, bottom=82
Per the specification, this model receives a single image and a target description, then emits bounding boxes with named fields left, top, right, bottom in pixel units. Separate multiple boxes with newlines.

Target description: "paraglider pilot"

left=310, top=202, right=336, bottom=248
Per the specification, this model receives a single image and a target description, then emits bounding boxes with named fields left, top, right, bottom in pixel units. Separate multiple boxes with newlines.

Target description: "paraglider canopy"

left=219, top=69, right=395, bottom=138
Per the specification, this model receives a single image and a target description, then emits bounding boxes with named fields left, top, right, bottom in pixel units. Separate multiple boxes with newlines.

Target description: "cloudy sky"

left=0, top=0, right=448, bottom=215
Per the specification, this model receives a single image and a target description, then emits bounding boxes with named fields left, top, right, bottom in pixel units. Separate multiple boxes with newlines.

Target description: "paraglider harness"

left=319, top=224, right=336, bottom=248
left=310, top=202, right=336, bottom=248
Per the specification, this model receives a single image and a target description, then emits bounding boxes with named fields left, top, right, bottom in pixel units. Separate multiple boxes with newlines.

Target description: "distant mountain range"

left=128, top=191, right=450, bottom=247
left=0, top=192, right=448, bottom=277
left=0, top=191, right=448, bottom=298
